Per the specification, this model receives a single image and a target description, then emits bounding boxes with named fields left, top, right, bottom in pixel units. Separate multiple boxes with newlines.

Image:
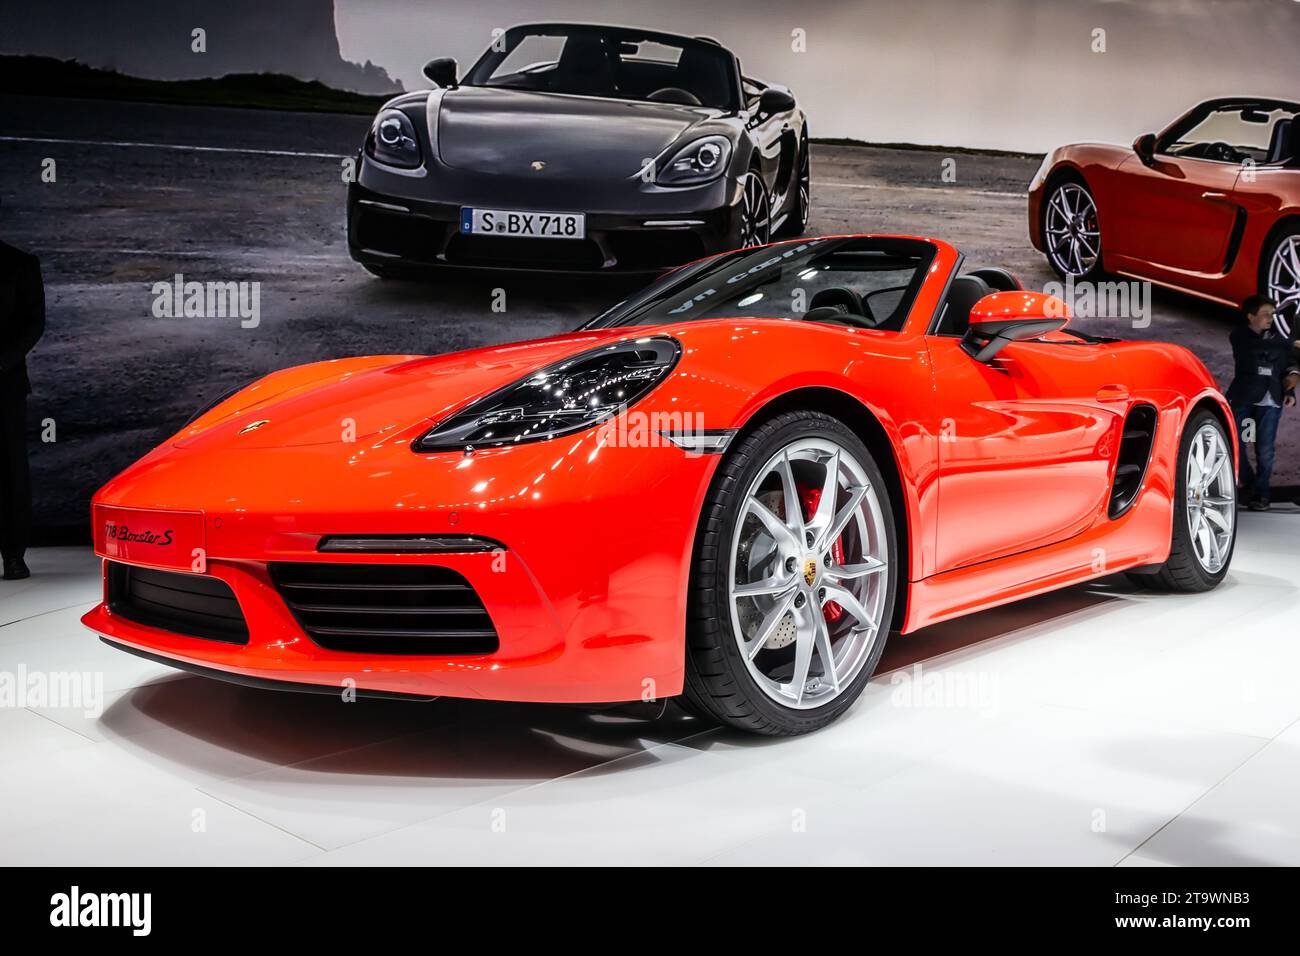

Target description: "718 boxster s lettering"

left=84, top=236, right=1237, bottom=735
left=347, top=22, right=810, bottom=276
left=1031, top=96, right=1300, bottom=330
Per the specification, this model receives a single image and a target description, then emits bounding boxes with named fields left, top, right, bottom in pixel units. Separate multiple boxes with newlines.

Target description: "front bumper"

left=347, top=155, right=741, bottom=273
left=82, top=433, right=719, bottom=704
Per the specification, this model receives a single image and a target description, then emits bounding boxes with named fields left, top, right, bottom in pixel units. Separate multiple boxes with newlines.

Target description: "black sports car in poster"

left=346, top=22, right=810, bottom=274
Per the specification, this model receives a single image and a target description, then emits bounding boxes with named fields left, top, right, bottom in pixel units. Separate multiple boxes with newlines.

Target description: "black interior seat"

left=964, top=267, right=1022, bottom=293
left=673, top=45, right=731, bottom=107
left=937, top=275, right=992, bottom=336
left=1267, top=118, right=1298, bottom=165
left=555, top=35, right=616, bottom=95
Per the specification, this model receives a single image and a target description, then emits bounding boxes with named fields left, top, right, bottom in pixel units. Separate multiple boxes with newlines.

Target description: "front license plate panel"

left=94, top=505, right=206, bottom=571
left=461, top=207, right=586, bottom=239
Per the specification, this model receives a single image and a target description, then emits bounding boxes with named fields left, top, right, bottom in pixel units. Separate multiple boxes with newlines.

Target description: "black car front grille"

left=444, top=233, right=605, bottom=270
left=107, top=562, right=249, bottom=644
left=268, top=563, right=499, bottom=656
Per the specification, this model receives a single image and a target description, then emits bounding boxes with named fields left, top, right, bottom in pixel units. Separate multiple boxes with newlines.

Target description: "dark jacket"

left=0, top=241, right=44, bottom=396
left=1225, top=322, right=1298, bottom=407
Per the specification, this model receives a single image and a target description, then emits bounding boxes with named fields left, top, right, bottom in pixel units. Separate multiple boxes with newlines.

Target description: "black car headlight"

left=414, top=337, right=681, bottom=452
left=657, top=136, right=732, bottom=186
left=366, top=108, right=422, bottom=169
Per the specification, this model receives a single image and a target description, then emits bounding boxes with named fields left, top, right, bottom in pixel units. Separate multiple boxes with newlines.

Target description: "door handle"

left=1096, top=384, right=1129, bottom=402
left=1201, top=191, right=1231, bottom=202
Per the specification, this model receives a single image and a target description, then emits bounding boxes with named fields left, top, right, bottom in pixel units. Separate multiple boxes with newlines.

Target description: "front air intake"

left=268, top=563, right=498, bottom=656
left=1109, top=405, right=1158, bottom=519
left=107, top=562, right=249, bottom=644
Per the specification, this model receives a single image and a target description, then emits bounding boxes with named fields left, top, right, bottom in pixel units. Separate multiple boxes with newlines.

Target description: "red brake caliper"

left=799, top=486, right=844, bottom=623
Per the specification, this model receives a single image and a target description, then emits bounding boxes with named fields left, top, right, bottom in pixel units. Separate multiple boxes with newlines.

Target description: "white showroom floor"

left=1, top=511, right=1297, bottom=866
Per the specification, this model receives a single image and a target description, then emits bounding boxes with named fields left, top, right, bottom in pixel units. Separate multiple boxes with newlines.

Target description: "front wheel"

left=683, top=411, right=898, bottom=735
left=1042, top=178, right=1103, bottom=281
left=1127, top=409, right=1236, bottom=592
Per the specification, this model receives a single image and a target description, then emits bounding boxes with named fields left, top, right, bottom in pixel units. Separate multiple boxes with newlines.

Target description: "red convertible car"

left=83, top=236, right=1237, bottom=735
left=1030, top=97, right=1300, bottom=327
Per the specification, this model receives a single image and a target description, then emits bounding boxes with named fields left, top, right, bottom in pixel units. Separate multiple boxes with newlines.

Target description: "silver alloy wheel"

left=1266, top=234, right=1300, bottom=319
left=795, top=147, right=810, bottom=230
left=1044, top=182, right=1101, bottom=277
left=1185, top=422, right=1235, bottom=574
left=740, top=172, right=772, bottom=248
left=728, top=438, right=889, bottom=709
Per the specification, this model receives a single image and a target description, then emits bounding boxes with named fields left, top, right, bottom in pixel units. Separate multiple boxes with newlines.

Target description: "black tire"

left=1041, top=174, right=1105, bottom=282
left=681, top=410, right=898, bottom=735
left=1126, top=409, right=1236, bottom=592
left=775, top=141, right=810, bottom=238
left=1259, top=223, right=1300, bottom=325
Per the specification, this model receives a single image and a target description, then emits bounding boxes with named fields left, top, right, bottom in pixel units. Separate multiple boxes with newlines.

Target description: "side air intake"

left=1109, top=404, right=1157, bottom=519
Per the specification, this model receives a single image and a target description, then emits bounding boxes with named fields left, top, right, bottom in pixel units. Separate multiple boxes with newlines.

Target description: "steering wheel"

left=1205, top=141, right=1238, bottom=163
left=804, top=287, right=876, bottom=328
left=647, top=87, right=702, bottom=106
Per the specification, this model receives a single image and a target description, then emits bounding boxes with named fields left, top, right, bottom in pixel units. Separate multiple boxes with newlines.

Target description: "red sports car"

left=1029, top=96, right=1300, bottom=329
left=83, top=236, right=1237, bottom=735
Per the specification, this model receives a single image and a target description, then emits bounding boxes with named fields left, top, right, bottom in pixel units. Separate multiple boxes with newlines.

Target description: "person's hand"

left=1288, top=393, right=1297, bottom=408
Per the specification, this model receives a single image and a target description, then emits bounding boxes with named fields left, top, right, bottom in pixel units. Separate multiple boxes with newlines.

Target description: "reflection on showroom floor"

left=1, top=513, right=1297, bottom=866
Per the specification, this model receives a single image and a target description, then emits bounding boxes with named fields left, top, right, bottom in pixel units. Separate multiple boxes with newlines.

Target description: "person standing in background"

left=0, top=238, right=44, bottom=580
left=1226, top=296, right=1298, bottom=512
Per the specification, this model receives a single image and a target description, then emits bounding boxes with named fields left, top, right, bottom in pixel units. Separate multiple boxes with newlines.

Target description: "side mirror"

left=423, top=57, right=458, bottom=88
left=757, top=87, right=796, bottom=115
left=1132, top=132, right=1156, bottom=165
left=961, top=291, right=1071, bottom=362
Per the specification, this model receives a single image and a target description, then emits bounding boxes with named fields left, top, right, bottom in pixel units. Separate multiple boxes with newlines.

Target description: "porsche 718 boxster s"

left=1030, top=96, right=1300, bottom=330
left=346, top=22, right=809, bottom=276
left=84, top=235, right=1237, bottom=735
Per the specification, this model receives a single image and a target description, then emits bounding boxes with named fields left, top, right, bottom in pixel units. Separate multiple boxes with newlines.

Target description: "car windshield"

left=462, top=25, right=739, bottom=110
left=582, top=237, right=937, bottom=332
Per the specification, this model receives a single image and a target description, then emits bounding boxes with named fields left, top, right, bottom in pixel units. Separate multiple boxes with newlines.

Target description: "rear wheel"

left=738, top=171, right=772, bottom=248
left=1262, top=225, right=1300, bottom=325
left=775, top=142, right=811, bottom=237
left=683, top=411, right=897, bottom=735
left=1127, top=409, right=1235, bottom=592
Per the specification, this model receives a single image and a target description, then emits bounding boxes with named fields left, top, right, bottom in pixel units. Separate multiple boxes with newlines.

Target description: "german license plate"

left=461, top=207, right=585, bottom=239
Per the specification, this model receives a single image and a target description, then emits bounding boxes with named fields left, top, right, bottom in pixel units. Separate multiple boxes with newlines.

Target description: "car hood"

left=174, top=330, right=637, bottom=452
left=435, top=86, right=717, bottom=179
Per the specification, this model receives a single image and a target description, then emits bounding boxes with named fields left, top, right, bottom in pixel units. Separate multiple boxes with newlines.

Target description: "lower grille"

left=606, top=230, right=707, bottom=270
left=353, top=207, right=448, bottom=262
left=444, top=233, right=605, bottom=270
left=107, top=562, right=249, bottom=644
left=268, top=563, right=499, bottom=656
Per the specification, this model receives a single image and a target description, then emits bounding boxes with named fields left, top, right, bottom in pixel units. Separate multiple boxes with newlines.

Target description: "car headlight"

left=366, top=108, right=422, bottom=169
left=657, top=136, right=732, bottom=186
left=414, top=337, right=681, bottom=451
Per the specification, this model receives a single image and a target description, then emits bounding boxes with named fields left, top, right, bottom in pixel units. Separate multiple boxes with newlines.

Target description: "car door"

left=925, top=331, right=1127, bottom=573
left=1109, top=153, right=1242, bottom=275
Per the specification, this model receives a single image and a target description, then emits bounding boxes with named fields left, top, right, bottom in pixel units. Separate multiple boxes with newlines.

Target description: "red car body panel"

left=1029, top=99, right=1300, bottom=308
left=82, top=236, right=1235, bottom=703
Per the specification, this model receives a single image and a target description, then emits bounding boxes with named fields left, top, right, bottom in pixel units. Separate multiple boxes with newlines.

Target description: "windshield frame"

left=581, top=236, right=941, bottom=333
left=461, top=22, right=743, bottom=112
